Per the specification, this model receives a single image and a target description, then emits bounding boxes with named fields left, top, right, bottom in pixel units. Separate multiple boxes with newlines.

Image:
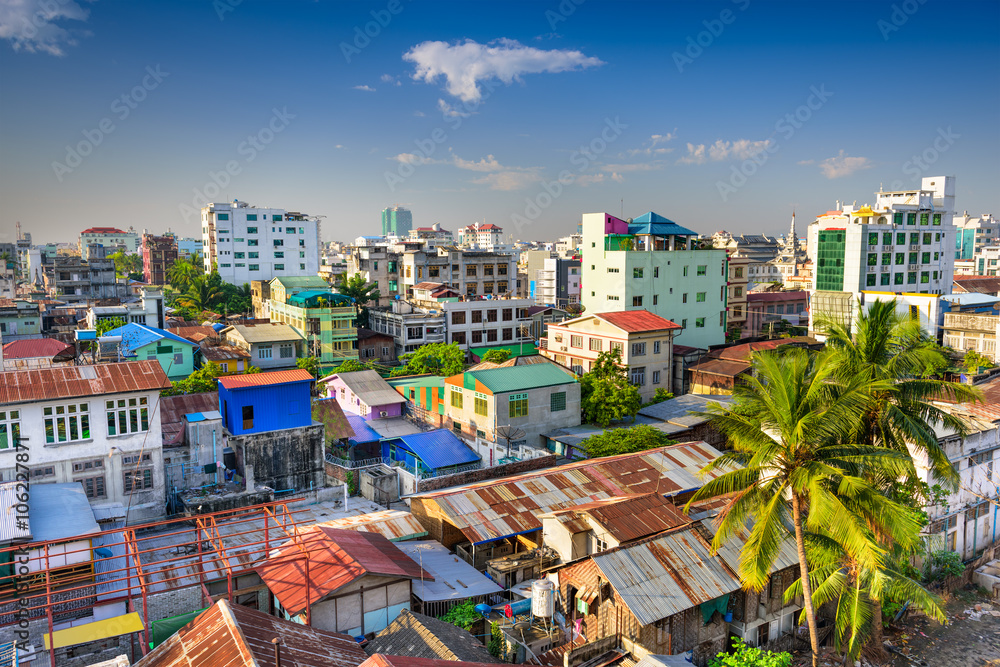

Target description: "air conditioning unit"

left=380, top=411, right=388, bottom=417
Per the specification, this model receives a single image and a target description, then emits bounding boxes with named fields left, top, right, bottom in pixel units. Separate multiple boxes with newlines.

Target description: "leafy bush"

left=439, top=599, right=479, bottom=631
left=581, top=424, right=674, bottom=458
left=641, top=388, right=674, bottom=408
left=709, top=641, right=791, bottom=667
left=927, top=550, right=964, bottom=581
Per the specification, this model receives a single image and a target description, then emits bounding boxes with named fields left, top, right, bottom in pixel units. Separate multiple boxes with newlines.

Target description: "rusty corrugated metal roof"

left=412, top=442, right=723, bottom=545
left=544, top=493, right=692, bottom=543
left=159, top=392, right=219, bottom=447
left=199, top=345, right=249, bottom=362
left=593, top=524, right=741, bottom=625
left=361, top=655, right=503, bottom=667
left=255, top=526, right=432, bottom=615
left=0, top=360, right=170, bottom=404
left=137, top=599, right=369, bottom=667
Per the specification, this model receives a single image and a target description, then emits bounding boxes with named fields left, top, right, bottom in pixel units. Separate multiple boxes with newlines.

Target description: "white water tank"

left=531, top=579, right=554, bottom=618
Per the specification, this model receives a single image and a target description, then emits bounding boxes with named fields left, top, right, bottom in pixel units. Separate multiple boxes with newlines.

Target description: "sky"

left=1, top=0, right=998, bottom=245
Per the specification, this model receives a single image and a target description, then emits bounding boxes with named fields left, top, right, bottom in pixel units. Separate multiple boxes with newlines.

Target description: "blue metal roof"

left=628, top=211, right=696, bottom=237
left=388, top=429, right=479, bottom=470
left=346, top=414, right=382, bottom=445
left=103, top=323, right=197, bottom=356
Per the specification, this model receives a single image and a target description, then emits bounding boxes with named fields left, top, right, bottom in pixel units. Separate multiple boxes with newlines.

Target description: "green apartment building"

left=268, top=290, right=359, bottom=368
left=581, top=211, right=728, bottom=349
left=0, top=299, right=41, bottom=338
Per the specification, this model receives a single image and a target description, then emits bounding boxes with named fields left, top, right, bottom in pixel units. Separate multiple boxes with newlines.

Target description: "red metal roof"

left=81, top=227, right=127, bottom=234
left=715, top=336, right=816, bottom=362
left=0, top=360, right=170, bottom=404
left=362, top=655, right=502, bottom=667
left=139, top=599, right=369, bottom=667
left=1, top=338, right=74, bottom=360
left=256, top=526, right=432, bottom=614
left=218, top=368, right=313, bottom=389
left=547, top=493, right=693, bottom=543
left=595, top=310, right=682, bottom=332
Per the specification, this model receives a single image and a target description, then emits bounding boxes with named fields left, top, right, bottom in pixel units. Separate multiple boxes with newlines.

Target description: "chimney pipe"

left=272, top=637, right=282, bottom=667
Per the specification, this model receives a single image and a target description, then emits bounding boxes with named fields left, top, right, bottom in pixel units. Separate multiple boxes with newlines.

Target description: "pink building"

left=320, top=369, right=406, bottom=420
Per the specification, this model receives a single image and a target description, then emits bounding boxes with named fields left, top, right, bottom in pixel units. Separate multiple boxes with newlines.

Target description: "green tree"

left=391, top=342, right=465, bottom=377
left=481, top=348, right=512, bottom=364
left=161, top=362, right=225, bottom=396
left=334, top=359, right=374, bottom=374
left=580, top=347, right=641, bottom=427
left=641, top=387, right=674, bottom=408
left=709, top=641, right=791, bottom=667
left=244, top=364, right=262, bottom=374
left=581, top=424, right=674, bottom=458
left=963, top=348, right=995, bottom=374
left=96, top=316, right=126, bottom=337
left=337, top=273, right=380, bottom=308
left=439, top=599, right=480, bottom=632
left=108, top=250, right=143, bottom=280
left=296, top=356, right=320, bottom=379
left=168, top=254, right=203, bottom=293
left=686, top=349, right=918, bottom=667
left=176, top=274, right=225, bottom=312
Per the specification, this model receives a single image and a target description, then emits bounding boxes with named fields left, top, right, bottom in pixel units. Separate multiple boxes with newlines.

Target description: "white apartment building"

left=457, top=223, right=510, bottom=252
left=0, top=361, right=170, bottom=524
left=368, top=300, right=447, bottom=356
left=409, top=283, right=533, bottom=350
left=401, top=247, right=517, bottom=298
left=973, top=246, right=1000, bottom=277
left=79, top=226, right=140, bottom=260
left=954, top=212, right=1000, bottom=261
left=201, top=200, right=321, bottom=284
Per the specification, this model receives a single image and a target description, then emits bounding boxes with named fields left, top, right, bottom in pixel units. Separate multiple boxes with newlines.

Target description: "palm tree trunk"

left=792, top=493, right=820, bottom=667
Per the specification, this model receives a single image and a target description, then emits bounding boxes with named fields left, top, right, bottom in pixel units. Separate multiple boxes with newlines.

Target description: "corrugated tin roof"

left=699, top=519, right=799, bottom=575
left=138, top=599, right=370, bottom=667
left=361, top=655, right=502, bottom=667
left=199, top=345, right=249, bottom=362
left=386, top=429, right=479, bottom=471
left=687, top=359, right=751, bottom=378
left=594, top=311, right=682, bottom=333
left=103, top=323, right=197, bottom=355
left=456, top=362, right=576, bottom=394
left=256, top=526, right=432, bottom=614
left=0, top=360, right=171, bottom=404
left=395, top=541, right=504, bottom=602
left=364, top=610, right=501, bottom=663
left=346, top=414, right=382, bottom=444
left=1, top=338, right=75, bottom=360
left=312, top=510, right=429, bottom=542
left=327, top=370, right=407, bottom=407
left=218, top=368, right=313, bottom=390
left=25, top=483, right=100, bottom=543
left=412, top=442, right=723, bottom=544
left=271, top=276, right=332, bottom=289
left=544, top=493, right=692, bottom=543
left=0, top=482, right=31, bottom=543
left=159, top=392, right=219, bottom=447
left=627, top=212, right=696, bottom=237
left=593, top=525, right=741, bottom=625
left=224, top=322, right=305, bottom=344
left=170, top=325, right=219, bottom=342
left=637, top=393, right=731, bottom=423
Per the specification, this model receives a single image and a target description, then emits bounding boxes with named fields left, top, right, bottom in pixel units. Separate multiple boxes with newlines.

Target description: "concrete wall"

left=229, top=423, right=325, bottom=493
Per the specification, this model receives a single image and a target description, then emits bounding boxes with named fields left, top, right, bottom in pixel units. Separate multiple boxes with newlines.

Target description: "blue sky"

left=1, top=0, right=998, bottom=244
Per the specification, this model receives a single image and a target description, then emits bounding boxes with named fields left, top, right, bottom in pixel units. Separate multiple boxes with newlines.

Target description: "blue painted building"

left=218, top=369, right=314, bottom=435
left=382, top=429, right=480, bottom=478
left=102, top=322, right=198, bottom=380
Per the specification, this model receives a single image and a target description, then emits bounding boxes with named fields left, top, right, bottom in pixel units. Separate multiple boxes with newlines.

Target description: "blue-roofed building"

left=101, top=322, right=198, bottom=379
left=381, top=429, right=480, bottom=494
left=581, top=211, right=729, bottom=349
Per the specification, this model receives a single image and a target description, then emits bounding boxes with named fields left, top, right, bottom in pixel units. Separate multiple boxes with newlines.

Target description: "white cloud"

left=0, top=0, right=92, bottom=56
left=818, top=150, right=873, bottom=179
left=575, top=173, right=605, bottom=186
left=611, top=172, right=625, bottom=183
left=413, top=110, right=426, bottom=117
left=389, top=152, right=432, bottom=165
left=451, top=153, right=503, bottom=172
left=471, top=171, right=542, bottom=191
left=380, top=74, right=401, bottom=86
left=677, top=139, right=771, bottom=165
left=335, top=144, right=345, bottom=150
left=437, top=98, right=470, bottom=118
left=403, top=38, right=603, bottom=103
left=353, top=84, right=376, bottom=92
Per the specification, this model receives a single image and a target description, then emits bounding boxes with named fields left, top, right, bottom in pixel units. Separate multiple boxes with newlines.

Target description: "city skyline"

left=1, top=0, right=998, bottom=245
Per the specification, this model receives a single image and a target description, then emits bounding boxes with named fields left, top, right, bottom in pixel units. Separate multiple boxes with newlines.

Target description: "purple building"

left=320, top=369, right=406, bottom=420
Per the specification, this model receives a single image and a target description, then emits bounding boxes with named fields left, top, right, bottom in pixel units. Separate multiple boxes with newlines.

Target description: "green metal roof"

left=467, top=362, right=576, bottom=394
left=271, top=276, right=330, bottom=289
left=469, top=344, right=539, bottom=360
left=387, top=374, right=447, bottom=389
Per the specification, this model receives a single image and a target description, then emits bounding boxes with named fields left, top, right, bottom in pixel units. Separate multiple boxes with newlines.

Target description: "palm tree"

left=686, top=349, right=917, bottom=667
left=168, top=255, right=202, bottom=293
left=176, top=275, right=223, bottom=312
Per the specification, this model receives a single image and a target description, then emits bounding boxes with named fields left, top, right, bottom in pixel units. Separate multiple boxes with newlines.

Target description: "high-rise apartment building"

left=809, top=176, right=956, bottom=333
left=381, top=206, right=413, bottom=237
left=79, top=227, right=139, bottom=260
left=581, top=211, right=728, bottom=349
left=954, top=212, right=999, bottom=261
left=201, top=200, right=321, bottom=285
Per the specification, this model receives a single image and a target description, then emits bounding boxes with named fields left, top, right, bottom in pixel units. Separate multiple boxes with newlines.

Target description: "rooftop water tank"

left=531, top=579, right=555, bottom=618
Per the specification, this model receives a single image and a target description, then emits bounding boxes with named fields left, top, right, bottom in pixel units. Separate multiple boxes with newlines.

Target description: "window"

left=234, top=252, right=245, bottom=259
left=571, top=335, right=583, bottom=348
left=882, top=232, right=892, bottom=245
left=632, top=296, right=643, bottom=307
left=285, top=227, right=295, bottom=234
left=452, top=421, right=463, bottom=435
left=653, top=295, right=658, bottom=305
left=933, top=213, right=942, bottom=226
left=123, top=469, right=154, bottom=493
left=611, top=341, right=623, bottom=355
left=249, top=264, right=259, bottom=271
left=922, top=252, right=931, bottom=264
left=734, top=287, right=743, bottom=297
left=502, top=328, right=513, bottom=341
left=880, top=273, right=891, bottom=286
left=921, top=271, right=930, bottom=284
left=247, top=215, right=258, bottom=222
left=274, top=251, right=284, bottom=259
left=868, top=232, right=879, bottom=245
left=474, top=394, right=488, bottom=416
left=652, top=370, right=661, bottom=384
left=450, top=389, right=463, bottom=409
left=894, top=272, right=904, bottom=285
left=217, top=213, right=229, bottom=220
left=866, top=274, right=877, bottom=287
left=867, top=253, right=878, bottom=266
left=908, top=272, right=917, bottom=284
left=589, top=338, right=603, bottom=352
left=683, top=266, right=689, bottom=277
left=258, top=344, right=273, bottom=359
left=630, top=366, right=645, bottom=386
left=881, top=253, right=891, bottom=265
left=632, top=342, right=646, bottom=356
left=487, top=310, right=498, bottom=323
left=273, top=239, right=284, bottom=247
left=31, top=466, right=55, bottom=479
left=248, top=239, right=259, bottom=246
left=697, top=265, right=707, bottom=276
left=682, top=293, right=688, bottom=303
left=275, top=264, right=284, bottom=271
left=79, top=476, right=106, bottom=500
left=451, top=311, right=466, bottom=325
left=105, top=397, right=149, bottom=436
left=907, top=213, right=916, bottom=225
left=273, top=215, right=283, bottom=221
left=920, top=213, right=929, bottom=225
left=695, top=317, right=705, bottom=328
left=633, top=268, right=643, bottom=278
left=654, top=267, right=659, bottom=278
left=735, top=267, right=744, bottom=279
left=0, top=410, right=20, bottom=450
left=606, top=267, right=619, bottom=273
left=44, top=403, right=90, bottom=444
left=502, top=308, right=512, bottom=321
left=896, top=232, right=905, bottom=244
left=681, top=319, right=687, bottom=329
left=923, top=232, right=932, bottom=244
left=550, top=392, right=566, bottom=412
left=895, top=252, right=904, bottom=265
left=696, top=292, right=706, bottom=302
left=653, top=340, right=661, bottom=354
left=509, top=393, right=529, bottom=418
left=279, top=343, right=294, bottom=358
